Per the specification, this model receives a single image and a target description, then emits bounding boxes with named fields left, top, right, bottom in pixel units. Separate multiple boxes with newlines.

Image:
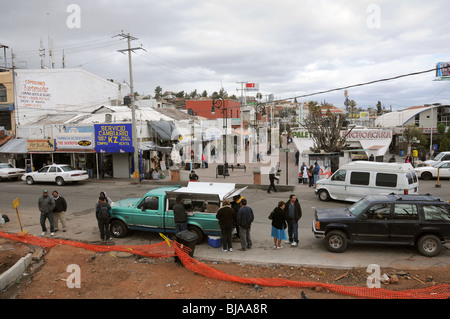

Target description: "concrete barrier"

left=0, top=253, right=32, bottom=291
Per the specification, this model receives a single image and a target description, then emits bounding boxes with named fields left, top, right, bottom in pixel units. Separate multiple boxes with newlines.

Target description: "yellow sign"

left=412, top=150, right=418, bottom=157
left=27, top=139, right=55, bottom=152
left=12, top=197, right=20, bottom=209
left=133, top=171, right=139, bottom=179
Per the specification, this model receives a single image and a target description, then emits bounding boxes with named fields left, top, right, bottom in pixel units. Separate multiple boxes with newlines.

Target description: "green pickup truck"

left=109, top=182, right=247, bottom=243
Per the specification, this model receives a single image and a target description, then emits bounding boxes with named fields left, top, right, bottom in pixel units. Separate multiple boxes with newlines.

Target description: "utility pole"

left=115, top=32, right=145, bottom=181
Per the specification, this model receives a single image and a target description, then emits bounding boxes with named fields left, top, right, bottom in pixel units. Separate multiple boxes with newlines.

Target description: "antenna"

left=62, top=49, right=66, bottom=68
left=39, top=37, right=46, bottom=69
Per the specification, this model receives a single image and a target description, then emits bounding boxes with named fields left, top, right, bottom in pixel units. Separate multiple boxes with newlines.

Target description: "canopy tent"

left=148, top=121, right=176, bottom=141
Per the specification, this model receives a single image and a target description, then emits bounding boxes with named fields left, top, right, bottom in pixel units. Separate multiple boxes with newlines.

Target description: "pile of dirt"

left=1, top=238, right=449, bottom=300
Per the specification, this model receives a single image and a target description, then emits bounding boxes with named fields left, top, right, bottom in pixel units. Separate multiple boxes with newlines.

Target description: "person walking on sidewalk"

left=267, top=167, right=279, bottom=193
left=284, top=194, right=302, bottom=247
left=236, top=199, right=254, bottom=251
left=270, top=201, right=288, bottom=249
left=216, top=199, right=236, bottom=252
left=52, top=190, right=67, bottom=232
left=39, top=189, right=56, bottom=236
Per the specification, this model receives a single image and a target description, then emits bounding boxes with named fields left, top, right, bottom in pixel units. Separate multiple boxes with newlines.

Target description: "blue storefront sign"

left=94, top=124, right=134, bottom=153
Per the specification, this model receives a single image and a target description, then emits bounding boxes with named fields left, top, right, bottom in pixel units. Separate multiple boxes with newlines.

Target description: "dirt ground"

left=1, top=237, right=449, bottom=300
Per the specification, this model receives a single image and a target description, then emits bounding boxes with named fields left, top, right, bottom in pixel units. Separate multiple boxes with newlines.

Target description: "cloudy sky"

left=2, top=0, right=450, bottom=110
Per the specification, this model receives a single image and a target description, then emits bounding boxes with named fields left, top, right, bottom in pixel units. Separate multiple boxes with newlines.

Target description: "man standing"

left=95, top=196, right=112, bottom=241
left=313, top=162, right=321, bottom=187
left=39, top=190, right=56, bottom=236
left=52, top=190, right=67, bottom=232
left=173, top=196, right=187, bottom=233
left=284, top=194, right=302, bottom=247
left=236, top=199, right=254, bottom=251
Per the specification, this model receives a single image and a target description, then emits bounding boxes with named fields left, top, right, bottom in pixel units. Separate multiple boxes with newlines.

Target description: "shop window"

left=0, top=84, right=6, bottom=102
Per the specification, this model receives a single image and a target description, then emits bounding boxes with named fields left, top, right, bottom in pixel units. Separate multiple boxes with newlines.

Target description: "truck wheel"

left=110, top=220, right=128, bottom=238
left=187, top=225, right=204, bottom=244
left=324, top=230, right=348, bottom=253
left=417, top=234, right=441, bottom=257
left=318, top=189, right=330, bottom=201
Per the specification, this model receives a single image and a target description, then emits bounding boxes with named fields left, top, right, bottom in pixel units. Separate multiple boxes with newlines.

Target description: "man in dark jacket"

left=267, top=168, right=278, bottom=193
left=39, top=190, right=56, bottom=236
left=284, top=194, right=302, bottom=247
left=52, top=190, right=67, bottom=232
left=216, top=199, right=236, bottom=252
left=96, top=197, right=112, bottom=241
left=173, top=196, right=187, bottom=233
left=237, top=199, right=254, bottom=251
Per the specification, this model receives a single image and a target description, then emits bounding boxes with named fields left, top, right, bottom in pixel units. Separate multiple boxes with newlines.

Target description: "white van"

left=315, top=161, right=419, bottom=202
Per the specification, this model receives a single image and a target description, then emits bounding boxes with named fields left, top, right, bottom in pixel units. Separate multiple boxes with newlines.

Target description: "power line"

left=278, top=66, right=444, bottom=103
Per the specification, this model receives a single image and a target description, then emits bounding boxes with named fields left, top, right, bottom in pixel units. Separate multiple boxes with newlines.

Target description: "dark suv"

left=312, top=194, right=450, bottom=257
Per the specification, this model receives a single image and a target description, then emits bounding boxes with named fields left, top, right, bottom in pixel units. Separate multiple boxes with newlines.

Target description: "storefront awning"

left=139, top=141, right=172, bottom=154
left=0, top=138, right=28, bottom=154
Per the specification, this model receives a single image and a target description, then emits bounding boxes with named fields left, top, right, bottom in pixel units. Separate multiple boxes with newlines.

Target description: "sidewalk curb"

left=0, top=253, right=32, bottom=291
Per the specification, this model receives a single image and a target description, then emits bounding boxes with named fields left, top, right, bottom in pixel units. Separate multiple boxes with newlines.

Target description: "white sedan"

left=0, top=163, right=26, bottom=181
left=22, top=164, right=88, bottom=186
left=414, top=161, right=450, bottom=180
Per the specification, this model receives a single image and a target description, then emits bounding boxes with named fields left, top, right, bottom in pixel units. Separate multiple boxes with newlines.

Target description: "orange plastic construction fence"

left=1, top=231, right=449, bottom=299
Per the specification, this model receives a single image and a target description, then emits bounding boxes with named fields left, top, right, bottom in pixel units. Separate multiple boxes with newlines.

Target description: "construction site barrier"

left=1, top=231, right=449, bottom=299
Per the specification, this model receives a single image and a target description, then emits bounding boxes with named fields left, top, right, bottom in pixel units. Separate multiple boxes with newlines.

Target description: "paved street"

left=1, top=157, right=449, bottom=271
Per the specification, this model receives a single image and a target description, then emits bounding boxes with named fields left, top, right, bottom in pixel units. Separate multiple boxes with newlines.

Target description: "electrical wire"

left=274, top=66, right=446, bottom=103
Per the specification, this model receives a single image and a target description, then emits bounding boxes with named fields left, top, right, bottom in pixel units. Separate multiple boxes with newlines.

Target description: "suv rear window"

left=350, top=172, right=370, bottom=186
left=423, top=205, right=450, bottom=221
left=375, top=173, right=397, bottom=187
left=393, top=204, right=418, bottom=220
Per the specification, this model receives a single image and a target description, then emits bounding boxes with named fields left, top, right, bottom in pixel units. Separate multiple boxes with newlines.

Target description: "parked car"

left=315, top=161, right=419, bottom=202
left=420, top=151, right=450, bottom=167
left=110, top=182, right=247, bottom=243
left=0, top=163, right=26, bottom=181
left=414, top=161, right=450, bottom=180
left=22, top=164, right=88, bottom=186
left=312, top=194, right=450, bottom=257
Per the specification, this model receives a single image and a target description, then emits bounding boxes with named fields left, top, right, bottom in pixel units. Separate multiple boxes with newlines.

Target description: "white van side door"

left=346, top=171, right=371, bottom=202
left=328, top=169, right=348, bottom=201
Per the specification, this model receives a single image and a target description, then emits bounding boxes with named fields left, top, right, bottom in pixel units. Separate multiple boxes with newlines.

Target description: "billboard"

left=436, top=62, right=450, bottom=80
left=245, top=83, right=259, bottom=91
left=56, top=133, right=94, bottom=150
left=94, top=124, right=134, bottom=153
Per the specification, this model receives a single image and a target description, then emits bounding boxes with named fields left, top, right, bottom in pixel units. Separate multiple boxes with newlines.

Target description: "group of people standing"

left=38, top=189, right=67, bottom=236
left=299, top=162, right=321, bottom=187
left=215, top=195, right=253, bottom=252
left=269, top=194, right=302, bottom=249
left=214, top=193, right=303, bottom=252
left=39, top=189, right=113, bottom=242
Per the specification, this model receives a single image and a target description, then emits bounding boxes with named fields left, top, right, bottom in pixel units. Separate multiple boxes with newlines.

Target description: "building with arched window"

left=0, top=70, right=14, bottom=133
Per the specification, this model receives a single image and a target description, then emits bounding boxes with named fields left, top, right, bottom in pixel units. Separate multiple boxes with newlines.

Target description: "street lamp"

left=211, top=97, right=229, bottom=177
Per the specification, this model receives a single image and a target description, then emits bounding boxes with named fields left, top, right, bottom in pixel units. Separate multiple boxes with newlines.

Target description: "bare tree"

left=301, top=101, right=354, bottom=153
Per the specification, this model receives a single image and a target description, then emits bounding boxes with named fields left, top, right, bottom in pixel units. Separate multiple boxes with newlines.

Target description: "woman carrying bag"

left=269, top=201, right=288, bottom=249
